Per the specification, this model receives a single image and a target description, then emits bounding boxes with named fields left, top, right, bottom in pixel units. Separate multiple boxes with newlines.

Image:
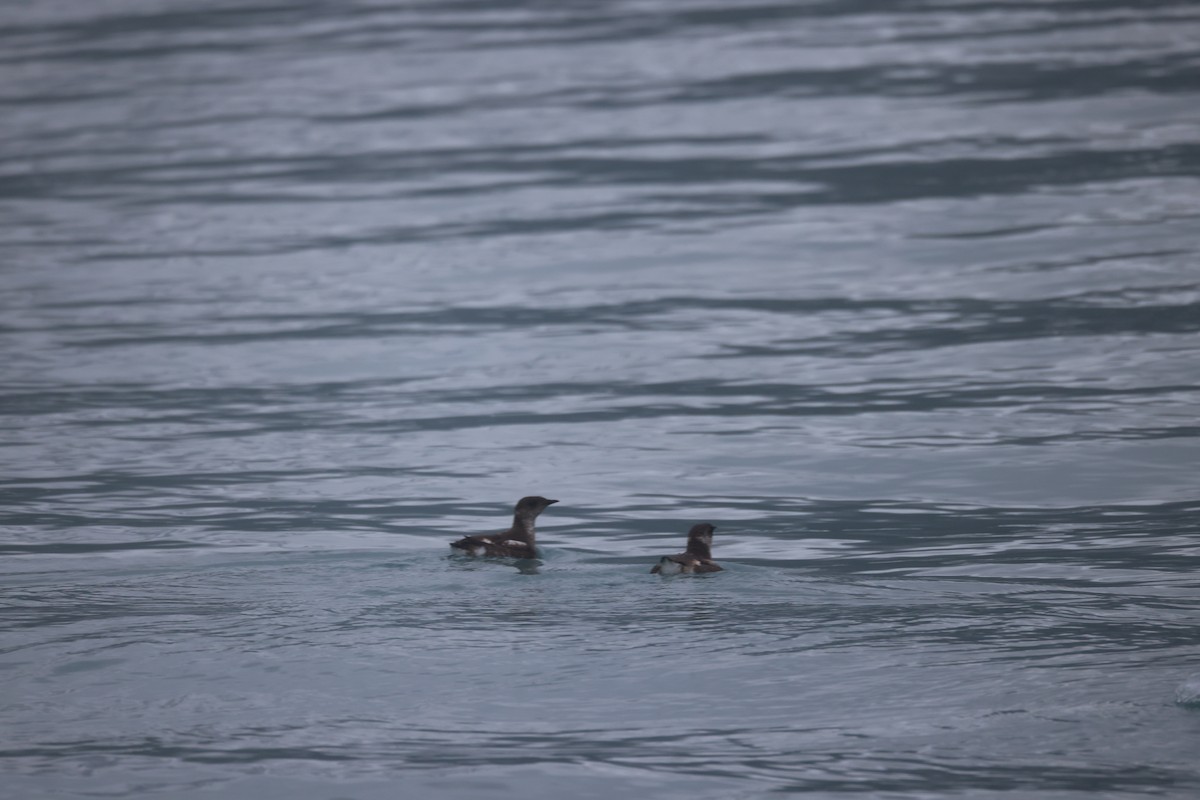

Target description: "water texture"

left=2, top=1, right=1199, bottom=798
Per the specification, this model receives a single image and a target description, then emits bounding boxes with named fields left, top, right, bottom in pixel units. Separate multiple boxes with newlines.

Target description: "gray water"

left=3, top=1, right=1200, bottom=798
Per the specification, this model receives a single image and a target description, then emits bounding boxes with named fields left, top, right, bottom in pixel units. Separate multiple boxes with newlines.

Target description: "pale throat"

left=510, top=513, right=539, bottom=541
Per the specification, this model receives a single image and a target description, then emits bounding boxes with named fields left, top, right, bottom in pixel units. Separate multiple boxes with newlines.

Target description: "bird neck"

left=509, top=513, right=537, bottom=543
left=686, top=538, right=712, bottom=559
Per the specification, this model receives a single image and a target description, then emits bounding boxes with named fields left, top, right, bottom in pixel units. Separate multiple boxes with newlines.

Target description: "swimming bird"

left=650, top=523, right=722, bottom=574
left=449, top=496, right=558, bottom=559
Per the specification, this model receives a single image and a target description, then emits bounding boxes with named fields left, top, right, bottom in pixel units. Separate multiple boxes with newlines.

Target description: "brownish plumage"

left=650, top=523, right=722, bottom=574
left=449, top=496, right=558, bottom=559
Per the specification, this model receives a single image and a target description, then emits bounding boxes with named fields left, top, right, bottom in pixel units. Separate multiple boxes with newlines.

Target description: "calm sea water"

left=3, top=1, right=1200, bottom=798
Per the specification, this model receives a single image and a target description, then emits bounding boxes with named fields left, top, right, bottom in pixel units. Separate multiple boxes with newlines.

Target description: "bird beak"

left=546, top=499, right=559, bottom=505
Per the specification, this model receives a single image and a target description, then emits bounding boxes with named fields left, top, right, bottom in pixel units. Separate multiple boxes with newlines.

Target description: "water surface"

left=3, top=1, right=1200, bottom=798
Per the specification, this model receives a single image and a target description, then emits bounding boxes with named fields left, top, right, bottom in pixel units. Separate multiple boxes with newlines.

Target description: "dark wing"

left=449, top=533, right=497, bottom=551
left=451, top=532, right=535, bottom=559
left=492, top=540, right=536, bottom=558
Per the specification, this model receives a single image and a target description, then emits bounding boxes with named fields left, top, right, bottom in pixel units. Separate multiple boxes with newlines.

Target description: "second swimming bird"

left=651, top=523, right=722, bottom=574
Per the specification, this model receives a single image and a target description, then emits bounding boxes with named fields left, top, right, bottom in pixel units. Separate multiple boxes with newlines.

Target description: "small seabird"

left=449, top=496, right=558, bottom=559
left=650, top=523, right=722, bottom=574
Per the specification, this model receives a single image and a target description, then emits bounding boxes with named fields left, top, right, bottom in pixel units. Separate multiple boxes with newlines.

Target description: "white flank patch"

left=656, top=558, right=683, bottom=575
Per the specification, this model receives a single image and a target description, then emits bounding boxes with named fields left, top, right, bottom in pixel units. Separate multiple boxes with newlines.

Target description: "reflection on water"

left=2, top=1, right=1199, bottom=798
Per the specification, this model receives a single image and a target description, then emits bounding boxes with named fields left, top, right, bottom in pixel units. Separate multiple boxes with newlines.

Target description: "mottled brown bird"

left=651, top=523, right=722, bottom=574
left=449, top=496, right=558, bottom=559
